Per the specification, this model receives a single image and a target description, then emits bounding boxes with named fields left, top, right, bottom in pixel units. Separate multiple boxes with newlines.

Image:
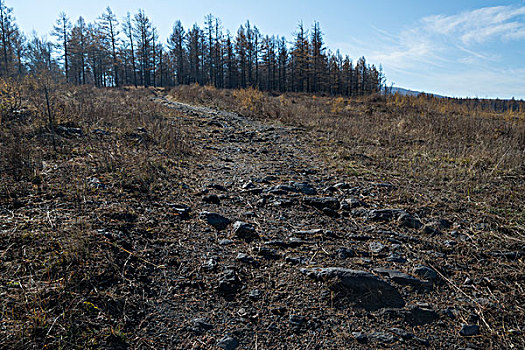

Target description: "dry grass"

left=0, top=80, right=188, bottom=349
left=170, top=84, right=525, bottom=232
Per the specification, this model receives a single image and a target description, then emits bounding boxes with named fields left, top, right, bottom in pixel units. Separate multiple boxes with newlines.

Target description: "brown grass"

left=170, top=84, right=525, bottom=232
left=0, top=80, right=188, bottom=349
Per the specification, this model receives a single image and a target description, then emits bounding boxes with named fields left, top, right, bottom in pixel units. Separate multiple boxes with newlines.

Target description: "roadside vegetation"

left=1, top=77, right=187, bottom=348
left=171, top=84, right=525, bottom=233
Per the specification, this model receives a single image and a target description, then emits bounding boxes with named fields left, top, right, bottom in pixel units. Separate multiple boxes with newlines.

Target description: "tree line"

left=0, top=1, right=385, bottom=96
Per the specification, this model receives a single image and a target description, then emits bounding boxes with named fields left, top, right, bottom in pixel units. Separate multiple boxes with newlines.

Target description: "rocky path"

left=131, top=96, right=523, bottom=349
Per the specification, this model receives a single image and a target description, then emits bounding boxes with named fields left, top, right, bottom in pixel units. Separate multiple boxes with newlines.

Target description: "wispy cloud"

left=359, top=5, right=525, bottom=98
left=423, top=6, right=525, bottom=45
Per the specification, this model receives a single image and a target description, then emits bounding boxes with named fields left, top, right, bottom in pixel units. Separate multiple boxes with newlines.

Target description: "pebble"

left=413, top=265, right=438, bottom=281
left=369, top=242, right=386, bottom=253
left=200, top=211, right=231, bottom=230
left=232, top=221, right=259, bottom=241
left=217, top=335, right=239, bottom=350
left=459, top=324, right=480, bottom=337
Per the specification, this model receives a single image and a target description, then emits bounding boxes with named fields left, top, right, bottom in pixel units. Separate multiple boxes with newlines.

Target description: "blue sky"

left=10, top=0, right=525, bottom=99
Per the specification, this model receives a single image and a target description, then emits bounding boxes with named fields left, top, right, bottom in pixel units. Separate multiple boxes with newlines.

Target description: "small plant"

left=233, top=87, right=264, bottom=114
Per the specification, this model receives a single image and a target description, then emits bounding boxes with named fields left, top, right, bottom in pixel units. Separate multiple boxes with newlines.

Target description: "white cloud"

left=359, top=5, right=525, bottom=98
left=423, top=6, right=525, bottom=45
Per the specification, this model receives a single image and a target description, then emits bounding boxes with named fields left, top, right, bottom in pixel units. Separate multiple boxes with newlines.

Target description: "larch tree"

left=123, top=12, right=137, bottom=87
left=99, top=7, right=120, bottom=86
left=133, top=10, right=153, bottom=87
left=167, top=20, right=186, bottom=85
left=69, top=17, right=87, bottom=84
left=52, top=12, right=72, bottom=82
left=310, top=21, right=325, bottom=93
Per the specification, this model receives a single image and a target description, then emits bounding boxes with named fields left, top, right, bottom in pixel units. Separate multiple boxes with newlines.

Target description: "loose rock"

left=303, top=197, right=340, bottom=210
left=217, top=335, right=239, bottom=350
left=459, top=324, right=480, bottom=337
left=201, top=211, right=231, bottom=230
left=301, top=267, right=405, bottom=310
left=232, top=221, right=259, bottom=241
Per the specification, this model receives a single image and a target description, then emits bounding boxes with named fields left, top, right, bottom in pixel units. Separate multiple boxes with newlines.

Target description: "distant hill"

left=390, top=87, right=445, bottom=98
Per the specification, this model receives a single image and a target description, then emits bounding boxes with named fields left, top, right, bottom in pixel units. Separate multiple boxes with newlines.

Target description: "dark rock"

left=169, top=203, right=191, bottom=218
left=243, top=187, right=263, bottom=195
left=367, top=209, right=407, bottom=221
left=248, top=289, right=261, bottom=300
left=92, top=128, right=111, bottom=136
left=288, top=237, right=310, bottom=247
left=191, top=317, right=213, bottom=334
left=369, top=242, right=386, bottom=253
left=390, top=327, right=414, bottom=339
left=301, top=267, right=405, bottom=310
left=436, top=219, right=452, bottom=229
left=421, top=223, right=442, bottom=236
left=202, top=194, right=221, bottom=204
left=371, top=182, right=395, bottom=189
left=236, top=253, right=258, bottom=265
left=270, top=184, right=298, bottom=194
left=380, top=305, right=439, bottom=325
left=352, top=332, right=368, bottom=344
left=374, top=268, right=431, bottom=287
left=289, top=315, right=306, bottom=327
left=490, top=251, right=524, bottom=260
left=209, top=184, right=228, bottom=192
left=255, top=247, right=280, bottom=259
left=217, top=335, right=239, bottom=350
left=369, top=331, right=397, bottom=344
left=201, top=211, right=231, bottom=230
left=322, top=207, right=340, bottom=218
left=413, top=265, right=438, bottom=281
left=294, top=182, right=317, bottom=195
left=242, top=182, right=256, bottom=190
left=323, top=185, right=338, bottom=193
left=203, top=258, right=218, bottom=271
left=271, top=199, right=294, bottom=207
left=351, top=208, right=369, bottom=217
left=56, top=124, right=83, bottom=137
left=459, top=324, right=480, bottom=337
left=271, top=307, right=287, bottom=315
left=285, top=256, right=308, bottom=265
left=260, top=175, right=277, bottom=183
left=337, top=247, right=356, bottom=259
left=232, top=221, right=259, bottom=241
left=387, top=253, right=407, bottom=263
left=217, top=268, right=241, bottom=296
left=343, top=197, right=367, bottom=209
left=208, top=120, right=224, bottom=127
left=264, top=239, right=306, bottom=249
left=219, top=239, right=234, bottom=246
left=303, top=197, right=340, bottom=210
left=414, top=337, right=430, bottom=346
left=405, top=306, right=440, bottom=325
left=398, top=213, right=423, bottom=229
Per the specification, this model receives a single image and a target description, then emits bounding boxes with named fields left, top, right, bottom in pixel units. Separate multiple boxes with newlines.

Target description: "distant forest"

left=0, top=1, right=385, bottom=96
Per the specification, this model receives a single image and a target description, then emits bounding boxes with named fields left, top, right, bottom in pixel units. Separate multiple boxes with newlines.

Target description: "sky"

left=10, top=0, right=525, bottom=99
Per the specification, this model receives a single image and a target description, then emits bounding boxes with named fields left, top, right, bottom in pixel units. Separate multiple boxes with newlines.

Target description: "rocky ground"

left=137, top=96, right=523, bottom=349
left=1, top=91, right=523, bottom=349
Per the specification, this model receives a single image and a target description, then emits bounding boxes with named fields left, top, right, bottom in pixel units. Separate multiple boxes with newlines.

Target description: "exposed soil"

left=1, top=92, right=524, bottom=349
